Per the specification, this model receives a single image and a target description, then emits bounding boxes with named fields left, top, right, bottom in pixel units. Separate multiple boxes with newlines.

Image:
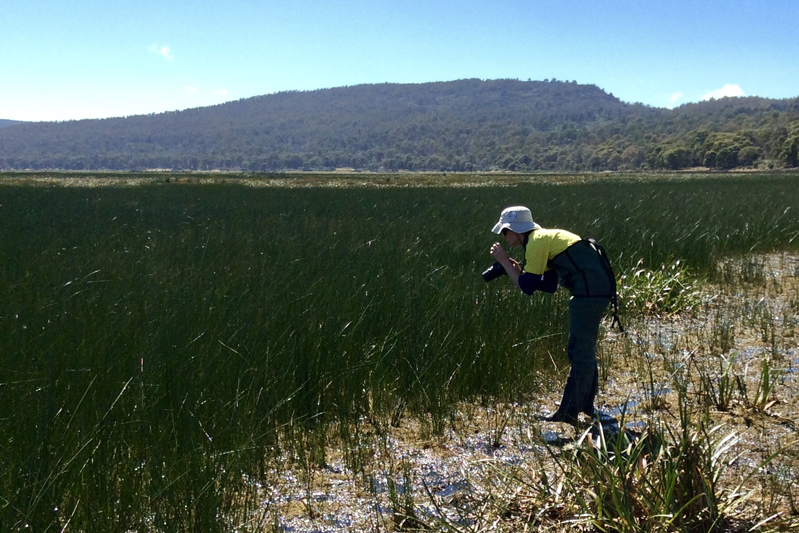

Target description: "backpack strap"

left=585, top=238, right=625, bottom=333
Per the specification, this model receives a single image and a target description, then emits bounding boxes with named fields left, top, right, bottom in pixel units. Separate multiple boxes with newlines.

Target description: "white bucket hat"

left=491, top=206, right=541, bottom=234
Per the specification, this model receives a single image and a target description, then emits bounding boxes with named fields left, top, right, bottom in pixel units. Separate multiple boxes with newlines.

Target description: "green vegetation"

left=0, top=79, right=797, bottom=172
left=0, top=172, right=797, bottom=531
left=454, top=409, right=792, bottom=533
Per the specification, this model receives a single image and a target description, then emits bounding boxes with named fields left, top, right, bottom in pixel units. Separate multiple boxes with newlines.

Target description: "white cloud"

left=148, top=44, right=174, bottom=60
left=702, top=84, right=745, bottom=101
left=666, top=92, right=684, bottom=109
left=185, top=85, right=199, bottom=93
left=213, top=89, right=229, bottom=95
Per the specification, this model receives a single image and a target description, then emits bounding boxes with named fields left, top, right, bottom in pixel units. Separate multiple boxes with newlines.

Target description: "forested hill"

left=1, top=78, right=797, bottom=172
left=0, top=120, right=25, bottom=129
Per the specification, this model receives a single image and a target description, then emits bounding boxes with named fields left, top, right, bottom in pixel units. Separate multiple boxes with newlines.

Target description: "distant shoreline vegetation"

left=2, top=168, right=799, bottom=190
left=0, top=79, right=797, bottom=172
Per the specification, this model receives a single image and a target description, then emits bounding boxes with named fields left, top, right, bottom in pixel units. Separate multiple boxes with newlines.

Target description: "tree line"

left=0, top=79, right=797, bottom=172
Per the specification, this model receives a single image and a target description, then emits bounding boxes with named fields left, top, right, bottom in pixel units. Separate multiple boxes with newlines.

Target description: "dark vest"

left=548, top=239, right=615, bottom=298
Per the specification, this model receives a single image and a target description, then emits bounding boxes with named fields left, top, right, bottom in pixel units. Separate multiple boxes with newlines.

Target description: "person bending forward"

left=489, top=206, right=617, bottom=426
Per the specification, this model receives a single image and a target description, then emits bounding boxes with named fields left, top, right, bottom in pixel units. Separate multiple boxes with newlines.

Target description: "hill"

left=0, top=119, right=26, bottom=129
left=0, top=79, right=797, bottom=171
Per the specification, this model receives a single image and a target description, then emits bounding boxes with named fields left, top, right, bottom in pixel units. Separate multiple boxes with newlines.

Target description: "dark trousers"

left=555, top=297, right=610, bottom=419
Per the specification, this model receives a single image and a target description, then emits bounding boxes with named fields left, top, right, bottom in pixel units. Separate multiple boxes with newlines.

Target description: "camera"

left=482, top=261, right=507, bottom=282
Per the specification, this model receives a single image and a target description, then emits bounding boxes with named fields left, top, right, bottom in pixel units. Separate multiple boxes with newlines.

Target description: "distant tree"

left=703, top=150, right=717, bottom=168
left=687, top=127, right=711, bottom=150
left=621, top=146, right=641, bottom=168
left=588, top=153, right=604, bottom=171
left=645, top=146, right=664, bottom=169
left=306, top=156, right=322, bottom=169
left=716, top=146, right=738, bottom=169
left=737, top=145, right=761, bottom=167
left=783, top=139, right=799, bottom=167
left=265, top=153, right=281, bottom=170
left=664, top=147, right=692, bottom=170
left=497, top=155, right=514, bottom=169
left=284, top=154, right=304, bottom=169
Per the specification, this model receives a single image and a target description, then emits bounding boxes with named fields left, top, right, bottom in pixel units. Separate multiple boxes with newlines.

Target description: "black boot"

left=544, top=410, right=581, bottom=426
left=544, top=367, right=593, bottom=426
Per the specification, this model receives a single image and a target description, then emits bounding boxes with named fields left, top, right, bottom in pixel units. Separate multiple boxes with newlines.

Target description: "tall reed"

left=1, top=173, right=797, bottom=530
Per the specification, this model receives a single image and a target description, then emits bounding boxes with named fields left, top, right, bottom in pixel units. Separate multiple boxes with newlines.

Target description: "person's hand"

left=490, top=242, right=522, bottom=287
left=490, top=242, right=509, bottom=262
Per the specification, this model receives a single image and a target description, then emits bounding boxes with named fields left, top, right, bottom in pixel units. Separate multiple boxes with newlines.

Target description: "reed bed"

left=0, top=172, right=797, bottom=531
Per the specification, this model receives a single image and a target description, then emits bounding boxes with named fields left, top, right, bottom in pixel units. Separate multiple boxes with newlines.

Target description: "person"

left=488, top=206, right=621, bottom=426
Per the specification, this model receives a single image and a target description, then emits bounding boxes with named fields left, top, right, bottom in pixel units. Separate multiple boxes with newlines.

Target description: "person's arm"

left=518, top=269, right=558, bottom=295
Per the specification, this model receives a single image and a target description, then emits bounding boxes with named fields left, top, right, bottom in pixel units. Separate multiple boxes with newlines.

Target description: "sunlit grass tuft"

left=619, top=259, right=703, bottom=316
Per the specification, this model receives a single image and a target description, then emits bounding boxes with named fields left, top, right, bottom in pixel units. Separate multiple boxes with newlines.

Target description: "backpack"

left=549, top=237, right=624, bottom=332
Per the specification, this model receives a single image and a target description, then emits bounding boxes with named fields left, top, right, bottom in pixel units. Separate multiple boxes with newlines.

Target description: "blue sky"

left=2, top=0, right=797, bottom=122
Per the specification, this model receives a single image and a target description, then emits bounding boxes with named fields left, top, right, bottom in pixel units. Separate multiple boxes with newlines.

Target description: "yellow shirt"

left=523, top=228, right=582, bottom=275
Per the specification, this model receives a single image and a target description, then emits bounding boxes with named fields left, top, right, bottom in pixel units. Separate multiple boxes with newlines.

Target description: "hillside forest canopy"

left=0, top=78, right=798, bottom=172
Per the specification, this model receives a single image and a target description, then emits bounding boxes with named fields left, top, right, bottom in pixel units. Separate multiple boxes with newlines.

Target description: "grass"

left=0, top=171, right=798, bottom=531
left=619, top=259, right=704, bottom=316
left=385, top=250, right=799, bottom=533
